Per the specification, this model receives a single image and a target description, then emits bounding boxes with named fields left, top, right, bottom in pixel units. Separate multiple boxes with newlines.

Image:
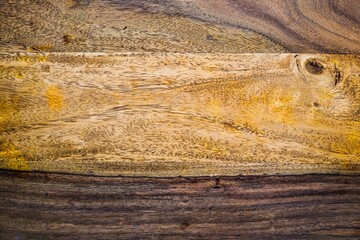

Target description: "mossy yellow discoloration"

left=35, top=55, right=48, bottom=62
left=248, top=90, right=297, bottom=125
left=14, top=70, right=24, bottom=79
left=346, top=133, right=360, bottom=155
left=267, top=93, right=296, bottom=124
left=17, top=55, right=48, bottom=63
left=0, top=66, right=25, bottom=80
left=45, top=85, right=64, bottom=111
left=17, top=55, right=35, bottom=63
left=0, top=142, right=29, bottom=171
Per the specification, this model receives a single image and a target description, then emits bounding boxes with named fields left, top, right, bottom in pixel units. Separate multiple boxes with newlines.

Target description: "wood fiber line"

left=0, top=171, right=359, bottom=239
left=0, top=0, right=359, bottom=53
left=0, top=53, right=359, bottom=176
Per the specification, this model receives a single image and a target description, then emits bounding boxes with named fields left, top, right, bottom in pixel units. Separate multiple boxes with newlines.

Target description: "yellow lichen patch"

left=45, top=85, right=64, bottom=111
left=17, top=55, right=34, bottom=63
left=35, top=55, right=48, bottom=62
left=14, top=71, right=24, bottom=79
left=17, top=55, right=48, bottom=63
left=254, top=90, right=297, bottom=125
left=0, top=66, right=25, bottom=80
left=0, top=142, right=29, bottom=171
left=345, top=133, right=360, bottom=155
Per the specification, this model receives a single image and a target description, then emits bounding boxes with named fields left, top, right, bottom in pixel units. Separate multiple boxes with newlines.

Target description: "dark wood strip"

left=1, top=171, right=359, bottom=239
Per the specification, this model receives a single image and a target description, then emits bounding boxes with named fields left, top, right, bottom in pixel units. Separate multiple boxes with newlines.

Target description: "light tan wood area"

left=0, top=0, right=359, bottom=53
left=0, top=53, right=359, bottom=176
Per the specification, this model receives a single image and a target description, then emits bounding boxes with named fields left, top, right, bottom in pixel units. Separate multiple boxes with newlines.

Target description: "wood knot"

left=305, top=59, right=324, bottom=75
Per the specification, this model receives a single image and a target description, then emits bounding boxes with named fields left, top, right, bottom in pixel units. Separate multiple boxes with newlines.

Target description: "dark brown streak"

left=334, top=67, right=342, bottom=86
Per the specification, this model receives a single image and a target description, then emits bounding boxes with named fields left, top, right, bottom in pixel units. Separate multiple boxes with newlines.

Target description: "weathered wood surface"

left=0, top=171, right=359, bottom=239
left=0, top=0, right=359, bottom=53
left=0, top=53, right=359, bottom=176
left=1, top=1, right=359, bottom=238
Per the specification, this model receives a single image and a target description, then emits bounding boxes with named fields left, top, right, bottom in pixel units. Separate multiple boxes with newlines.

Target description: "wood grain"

left=1, top=1, right=359, bottom=238
left=1, top=171, right=359, bottom=239
left=0, top=0, right=359, bottom=53
left=187, top=0, right=360, bottom=53
left=0, top=53, right=359, bottom=176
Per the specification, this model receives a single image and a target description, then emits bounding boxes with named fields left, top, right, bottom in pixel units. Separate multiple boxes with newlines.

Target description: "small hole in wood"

left=206, top=35, right=214, bottom=40
left=313, top=102, right=320, bottom=107
left=305, top=59, right=324, bottom=74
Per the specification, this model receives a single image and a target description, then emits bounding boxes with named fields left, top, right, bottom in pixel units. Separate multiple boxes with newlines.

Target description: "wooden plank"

left=0, top=53, right=359, bottom=176
left=0, top=171, right=359, bottom=239
left=1, top=1, right=359, bottom=238
left=0, top=0, right=359, bottom=53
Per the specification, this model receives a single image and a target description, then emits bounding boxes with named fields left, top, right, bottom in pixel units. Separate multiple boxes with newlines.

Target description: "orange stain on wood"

left=45, top=85, right=64, bottom=111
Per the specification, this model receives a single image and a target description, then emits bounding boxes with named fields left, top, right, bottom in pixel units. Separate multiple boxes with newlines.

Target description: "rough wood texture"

left=0, top=0, right=359, bottom=53
left=1, top=1, right=359, bottom=239
left=1, top=1, right=359, bottom=238
left=0, top=171, right=359, bottom=239
left=0, top=53, right=359, bottom=176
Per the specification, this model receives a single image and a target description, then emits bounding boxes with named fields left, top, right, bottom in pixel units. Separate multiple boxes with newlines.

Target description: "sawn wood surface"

left=0, top=53, right=359, bottom=176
